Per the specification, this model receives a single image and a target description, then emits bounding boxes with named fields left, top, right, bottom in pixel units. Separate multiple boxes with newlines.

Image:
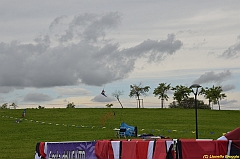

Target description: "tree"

left=112, top=90, right=124, bottom=108
left=168, top=97, right=210, bottom=109
left=171, top=85, right=192, bottom=105
left=180, top=97, right=210, bottom=109
left=1, top=103, right=8, bottom=109
left=208, top=85, right=226, bottom=110
left=199, top=85, right=227, bottom=110
left=105, top=103, right=113, bottom=108
left=9, top=103, right=18, bottom=109
left=153, top=83, right=171, bottom=108
left=199, top=87, right=212, bottom=108
left=129, top=83, right=150, bottom=108
left=38, top=105, right=45, bottom=109
left=168, top=101, right=178, bottom=108
left=66, top=102, right=75, bottom=108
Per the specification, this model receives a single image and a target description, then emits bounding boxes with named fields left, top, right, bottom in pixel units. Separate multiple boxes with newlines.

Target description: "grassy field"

left=0, top=108, right=239, bottom=158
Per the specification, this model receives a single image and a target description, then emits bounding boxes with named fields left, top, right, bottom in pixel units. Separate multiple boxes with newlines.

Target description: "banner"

left=94, top=139, right=175, bottom=159
left=35, top=139, right=240, bottom=159
left=177, top=139, right=240, bottom=159
left=46, top=141, right=97, bottom=159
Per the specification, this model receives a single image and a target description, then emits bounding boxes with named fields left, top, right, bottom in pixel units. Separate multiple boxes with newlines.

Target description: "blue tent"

left=119, top=122, right=136, bottom=137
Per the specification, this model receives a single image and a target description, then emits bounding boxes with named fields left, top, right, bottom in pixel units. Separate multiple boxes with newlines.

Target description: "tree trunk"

left=137, top=96, right=140, bottom=108
left=161, top=98, right=164, bottom=108
left=117, top=98, right=123, bottom=108
left=218, top=100, right=221, bottom=110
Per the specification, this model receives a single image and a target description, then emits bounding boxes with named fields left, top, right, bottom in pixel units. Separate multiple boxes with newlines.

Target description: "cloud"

left=129, top=34, right=183, bottom=63
left=0, top=12, right=183, bottom=88
left=191, top=39, right=207, bottom=50
left=56, top=87, right=91, bottom=96
left=49, top=15, right=68, bottom=33
left=176, top=29, right=198, bottom=35
left=91, top=94, right=116, bottom=102
left=193, top=70, right=232, bottom=84
left=23, top=93, right=53, bottom=102
left=0, top=96, right=5, bottom=103
left=221, top=84, right=236, bottom=92
left=47, top=12, right=121, bottom=44
left=220, top=35, right=240, bottom=59
left=220, top=99, right=238, bottom=105
left=0, top=86, right=15, bottom=94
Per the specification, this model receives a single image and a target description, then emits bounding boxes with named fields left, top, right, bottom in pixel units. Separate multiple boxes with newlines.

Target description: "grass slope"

left=0, top=108, right=239, bottom=158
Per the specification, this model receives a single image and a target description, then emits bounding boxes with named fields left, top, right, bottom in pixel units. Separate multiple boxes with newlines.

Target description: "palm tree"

left=129, top=83, right=150, bottom=108
left=210, top=85, right=226, bottom=110
left=200, top=85, right=227, bottom=110
left=171, top=85, right=192, bottom=105
left=199, top=87, right=213, bottom=108
left=153, top=83, right=171, bottom=108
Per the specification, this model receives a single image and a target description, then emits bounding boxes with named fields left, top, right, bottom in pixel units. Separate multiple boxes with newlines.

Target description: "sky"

left=0, top=0, right=240, bottom=110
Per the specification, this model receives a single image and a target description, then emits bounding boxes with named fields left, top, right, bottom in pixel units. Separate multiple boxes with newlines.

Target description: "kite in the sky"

left=101, top=89, right=107, bottom=97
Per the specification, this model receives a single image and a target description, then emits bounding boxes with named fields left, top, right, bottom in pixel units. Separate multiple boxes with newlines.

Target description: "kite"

left=101, top=89, right=107, bottom=97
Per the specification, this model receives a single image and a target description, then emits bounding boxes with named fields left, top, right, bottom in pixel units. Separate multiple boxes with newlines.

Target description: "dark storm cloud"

left=193, top=70, right=232, bottom=84
left=23, top=92, right=53, bottom=102
left=220, top=35, right=240, bottom=59
left=0, top=86, right=15, bottom=94
left=0, top=12, right=183, bottom=88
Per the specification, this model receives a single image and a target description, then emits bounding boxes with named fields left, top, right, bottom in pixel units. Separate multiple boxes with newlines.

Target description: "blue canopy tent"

left=119, top=122, right=137, bottom=137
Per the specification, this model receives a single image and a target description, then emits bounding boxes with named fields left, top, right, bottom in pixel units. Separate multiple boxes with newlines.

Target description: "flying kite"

left=101, top=89, right=107, bottom=97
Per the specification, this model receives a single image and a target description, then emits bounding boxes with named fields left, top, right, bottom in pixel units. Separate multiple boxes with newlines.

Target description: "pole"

left=194, top=92, right=198, bottom=139
left=190, top=84, right=201, bottom=139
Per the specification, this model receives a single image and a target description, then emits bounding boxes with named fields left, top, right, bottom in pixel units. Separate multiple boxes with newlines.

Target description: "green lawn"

left=0, top=108, right=239, bottom=158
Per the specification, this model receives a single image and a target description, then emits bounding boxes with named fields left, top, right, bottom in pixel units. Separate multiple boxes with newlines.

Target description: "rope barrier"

left=2, top=115, right=219, bottom=136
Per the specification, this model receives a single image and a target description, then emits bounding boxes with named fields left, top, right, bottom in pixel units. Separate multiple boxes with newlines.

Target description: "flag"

left=95, top=140, right=114, bottom=159
left=34, top=142, right=46, bottom=159
left=153, top=140, right=175, bottom=159
left=227, top=140, right=240, bottom=156
left=177, top=139, right=240, bottom=159
left=225, top=127, right=240, bottom=140
left=95, top=139, right=174, bottom=159
left=177, top=139, right=233, bottom=159
left=217, top=127, right=240, bottom=141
